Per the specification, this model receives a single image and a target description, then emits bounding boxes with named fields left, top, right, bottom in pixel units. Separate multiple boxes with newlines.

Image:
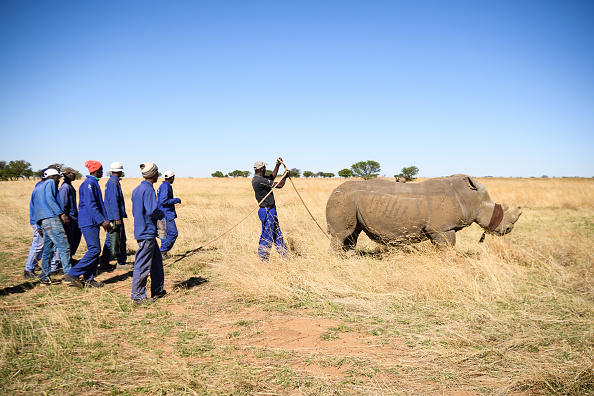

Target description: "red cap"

left=85, top=160, right=102, bottom=173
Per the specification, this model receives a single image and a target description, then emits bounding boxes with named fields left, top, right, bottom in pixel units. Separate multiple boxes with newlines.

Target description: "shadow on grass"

left=0, top=281, right=37, bottom=297
left=172, top=276, right=208, bottom=291
left=102, top=271, right=134, bottom=285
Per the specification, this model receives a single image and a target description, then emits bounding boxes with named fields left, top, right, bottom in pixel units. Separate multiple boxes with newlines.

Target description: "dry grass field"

left=0, top=176, right=593, bottom=395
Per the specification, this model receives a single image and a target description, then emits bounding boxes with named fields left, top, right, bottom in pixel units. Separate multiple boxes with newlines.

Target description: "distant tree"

left=265, top=170, right=273, bottom=177
left=315, top=171, right=325, bottom=178
left=303, top=171, right=314, bottom=178
left=228, top=170, right=244, bottom=178
left=158, top=172, right=162, bottom=178
left=241, top=170, right=252, bottom=177
left=351, top=160, right=380, bottom=180
left=4, top=160, right=33, bottom=180
left=289, top=168, right=301, bottom=178
left=211, top=171, right=225, bottom=177
left=338, top=168, right=352, bottom=179
left=324, top=172, right=335, bottom=178
left=0, top=161, right=6, bottom=170
left=399, top=166, right=419, bottom=181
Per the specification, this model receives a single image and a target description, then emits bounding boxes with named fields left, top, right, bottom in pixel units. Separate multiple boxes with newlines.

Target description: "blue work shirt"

left=132, top=180, right=164, bottom=240
left=157, top=181, right=180, bottom=220
left=34, top=179, right=64, bottom=224
left=78, top=175, right=107, bottom=228
left=104, top=174, right=127, bottom=221
left=59, top=181, right=78, bottom=222
left=29, top=181, right=43, bottom=227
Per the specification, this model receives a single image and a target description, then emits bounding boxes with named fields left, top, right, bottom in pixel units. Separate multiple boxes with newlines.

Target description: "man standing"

left=157, top=170, right=181, bottom=260
left=59, top=166, right=81, bottom=263
left=251, top=158, right=290, bottom=262
left=23, top=170, right=47, bottom=279
left=34, top=168, right=72, bottom=285
left=131, top=162, right=166, bottom=304
left=65, top=161, right=111, bottom=289
left=100, top=162, right=128, bottom=269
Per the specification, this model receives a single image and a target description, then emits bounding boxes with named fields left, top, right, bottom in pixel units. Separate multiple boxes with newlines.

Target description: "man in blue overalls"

left=131, top=162, right=166, bottom=304
left=100, top=161, right=128, bottom=269
left=251, top=158, right=290, bottom=262
left=59, top=166, right=81, bottom=264
left=157, top=170, right=181, bottom=260
left=65, top=161, right=112, bottom=288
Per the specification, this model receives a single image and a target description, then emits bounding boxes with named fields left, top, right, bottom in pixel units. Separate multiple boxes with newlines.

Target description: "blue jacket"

left=104, top=174, right=127, bottom=221
left=59, top=181, right=78, bottom=222
left=29, top=181, right=43, bottom=227
left=157, top=181, right=180, bottom=221
left=34, top=180, right=64, bottom=224
left=132, top=180, right=164, bottom=240
left=78, top=175, right=107, bottom=228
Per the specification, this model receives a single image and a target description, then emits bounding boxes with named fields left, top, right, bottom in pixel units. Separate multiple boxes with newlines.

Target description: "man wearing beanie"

left=65, top=161, right=112, bottom=289
left=100, top=161, right=128, bottom=269
left=130, top=162, right=166, bottom=304
left=157, top=170, right=181, bottom=260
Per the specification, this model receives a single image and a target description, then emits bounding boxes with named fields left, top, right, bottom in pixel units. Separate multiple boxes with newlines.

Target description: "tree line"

left=211, top=161, right=419, bottom=180
left=0, top=160, right=84, bottom=181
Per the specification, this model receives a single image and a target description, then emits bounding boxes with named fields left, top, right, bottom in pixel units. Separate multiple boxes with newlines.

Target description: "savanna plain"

left=0, top=176, right=593, bottom=395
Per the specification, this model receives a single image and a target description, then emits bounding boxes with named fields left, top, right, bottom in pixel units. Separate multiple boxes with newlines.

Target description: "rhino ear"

left=463, top=176, right=479, bottom=190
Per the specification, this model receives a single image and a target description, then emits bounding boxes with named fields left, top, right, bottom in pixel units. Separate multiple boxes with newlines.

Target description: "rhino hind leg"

left=427, top=230, right=456, bottom=248
left=330, top=227, right=362, bottom=252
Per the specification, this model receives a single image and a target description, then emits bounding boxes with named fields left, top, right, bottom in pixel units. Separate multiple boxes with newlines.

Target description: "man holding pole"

left=251, top=158, right=290, bottom=262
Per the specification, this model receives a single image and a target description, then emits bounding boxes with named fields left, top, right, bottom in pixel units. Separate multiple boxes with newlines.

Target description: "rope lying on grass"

left=0, top=164, right=328, bottom=311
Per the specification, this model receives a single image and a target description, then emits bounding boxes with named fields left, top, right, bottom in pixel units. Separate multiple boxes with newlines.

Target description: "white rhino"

left=326, top=174, right=522, bottom=250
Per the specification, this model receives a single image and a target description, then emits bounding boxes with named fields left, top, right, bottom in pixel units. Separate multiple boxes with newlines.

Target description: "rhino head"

left=477, top=202, right=522, bottom=237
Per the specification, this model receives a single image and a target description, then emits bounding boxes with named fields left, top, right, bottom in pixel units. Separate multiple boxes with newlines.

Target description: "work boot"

left=85, top=279, right=104, bottom=288
left=161, top=251, right=169, bottom=260
left=64, top=273, right=84, bottom=289
left=23, top=270, right=39, bottom=280
left=132, top=297, right=155, bottom=305
left=152, top=290, right=167, bottom=299
left=39, top=277, right=53, bottom=286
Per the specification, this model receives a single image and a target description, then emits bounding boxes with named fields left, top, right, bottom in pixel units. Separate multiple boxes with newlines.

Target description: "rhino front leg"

left=428, top=230, right=456, bottom=248
left=330, top=229, right=361, bottom=252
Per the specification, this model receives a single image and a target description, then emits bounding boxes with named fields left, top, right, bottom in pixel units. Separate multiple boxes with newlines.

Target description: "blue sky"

left=1, top=0, right=593, bottom=178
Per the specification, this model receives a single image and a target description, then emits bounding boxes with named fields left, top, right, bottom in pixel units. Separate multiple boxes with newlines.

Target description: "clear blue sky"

left=1, top=0, right=593, bottom=178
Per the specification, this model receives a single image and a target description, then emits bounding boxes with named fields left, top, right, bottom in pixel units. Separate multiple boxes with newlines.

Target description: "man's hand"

left=37, top=228, right=43, bottom=236
left=115, top=220, right=123, bottom=225
left=60, top=214, right=70, bottom=225
left=276, top=157, right=283, bottom=166
left=177, top=198, right=182, bottom=204
left=102, top=220, right=112, bottom=232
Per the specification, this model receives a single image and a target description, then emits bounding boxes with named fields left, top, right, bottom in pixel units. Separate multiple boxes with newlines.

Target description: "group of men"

left=23, top=157, right=290, bottom=304
left=25, top=161, right=181, bottom=304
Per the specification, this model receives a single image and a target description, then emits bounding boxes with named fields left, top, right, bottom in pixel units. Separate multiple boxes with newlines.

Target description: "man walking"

left=100, top=162, right=128, bottom=269
left=59, top=166, right=81, bottom=263
left=34, top=168, right=72, bottom=284
left=65, top=161, right=111, bottom=288
left=131, top=162, right=166, bottom=304
left=157, top=170, right=181, bottom=260
left=251, top=158, right=290, bottom=262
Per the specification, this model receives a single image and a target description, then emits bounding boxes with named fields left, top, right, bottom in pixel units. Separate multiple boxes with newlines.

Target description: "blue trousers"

left=131, top=238, right=164, bottom=301
left=101, top=222, right=128, bottom=264
left=64, top=219, right=82, bottom=258
left=257, top=208, right=289, bottom=261
left=159, top=218, right=178, bottom=252
left=69, top=225, right=101, bottom=281
left=25, top=226, right=61, bottom=272
left=40, top=217, right=71, bottom=281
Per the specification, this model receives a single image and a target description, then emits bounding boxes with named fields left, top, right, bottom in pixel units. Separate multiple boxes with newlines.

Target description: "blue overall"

left=131, top=180, right=165, bottom=301
left=157, top=181, right=180, bottom=252
left=101, top=174, right=128, bottom=264
left=68, top=175, right=107, bottom=281
left=257, top=207, right=289, bottom=262
left=25, top=181, right=60, bottom=272
left=59, top=181, right=81, bottom=257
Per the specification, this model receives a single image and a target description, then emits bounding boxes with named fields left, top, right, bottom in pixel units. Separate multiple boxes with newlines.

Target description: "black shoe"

left=64, top=273, right=84, bottom=289
left=24, top=270, right=39, bottom=280
left=85, top=279, right=104, bottom=288
left=132, top=297, right=155, bottom=305
left=50, top=269, right=64, bottom=276
left=161, top=251, right=169, bottom=260
left=39, top=277, right=53, bottom=286
left=151, top=290, right=167, bottom=299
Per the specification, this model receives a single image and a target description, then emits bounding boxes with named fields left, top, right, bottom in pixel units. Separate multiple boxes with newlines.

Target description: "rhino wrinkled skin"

left=326, top=174, right=522, bottom=250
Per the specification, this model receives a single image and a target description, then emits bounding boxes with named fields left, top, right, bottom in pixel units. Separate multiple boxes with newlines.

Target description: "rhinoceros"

left=326, top=174, right=522, bottom=250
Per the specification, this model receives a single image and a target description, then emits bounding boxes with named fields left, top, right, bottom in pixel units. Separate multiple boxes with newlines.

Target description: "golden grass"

left=0, top=176, right=593, bottom=394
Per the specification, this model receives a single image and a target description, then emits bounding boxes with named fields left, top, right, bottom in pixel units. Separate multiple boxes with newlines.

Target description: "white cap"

left=253, top=161, right=267, bottom=169
left=44, top=168, right=62, bottom=178
left=164, top=170, right=175, bottom=178
left=110, top=162, right=124, bottom=172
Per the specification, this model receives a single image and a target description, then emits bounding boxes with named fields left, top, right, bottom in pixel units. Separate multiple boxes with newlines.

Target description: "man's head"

left=140, top=162, right=159, bottom=184
left=253, top=161, right=267, bottom=176
left=43, top=168, right=62, bottom=185
left=85, top=160, right=103, bottom=178
left=61, top=167, right=78, bottom=182
left=163, top=170, right=175, bottom=183
left=110, top=162, right=124, bottom=178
